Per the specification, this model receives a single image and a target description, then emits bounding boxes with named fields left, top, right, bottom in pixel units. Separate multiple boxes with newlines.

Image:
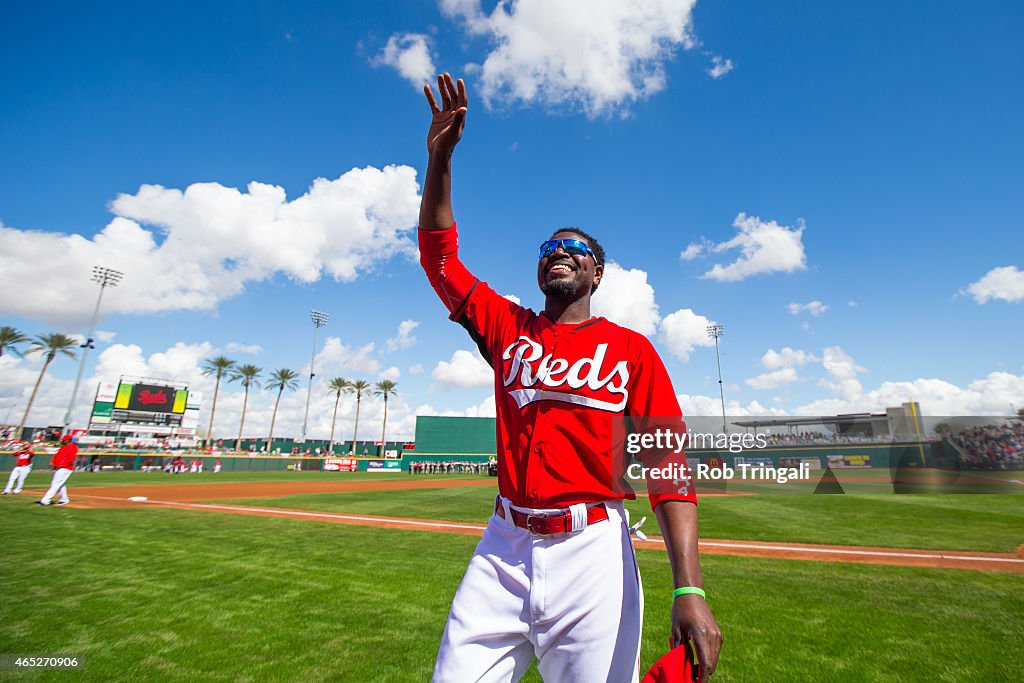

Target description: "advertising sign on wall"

left=780, top=457, right=822, bottom=470
left=367, top=459, right=402, bottom=472
left=827, top=454, right=872, bottom=469
left=324, top=458, right=358, bottom=472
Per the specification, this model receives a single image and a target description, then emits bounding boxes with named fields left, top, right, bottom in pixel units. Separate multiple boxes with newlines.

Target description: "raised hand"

left=423, top=73, right=467, bottom=157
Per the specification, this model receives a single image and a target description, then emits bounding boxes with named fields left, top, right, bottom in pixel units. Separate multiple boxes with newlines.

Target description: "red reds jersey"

left=15, top=445, right=35, bottom=467
left=420, top=225, right=696, bottom=510
left=51, top=443, right=78, bottom=470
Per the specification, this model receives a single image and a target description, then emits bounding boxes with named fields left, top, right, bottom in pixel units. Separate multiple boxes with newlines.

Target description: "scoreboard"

left=90, top=378, right=200, bottom=435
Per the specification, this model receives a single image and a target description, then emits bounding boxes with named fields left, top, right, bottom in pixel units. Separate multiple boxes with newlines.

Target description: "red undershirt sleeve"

left=418, top=224, right=478, bottom=319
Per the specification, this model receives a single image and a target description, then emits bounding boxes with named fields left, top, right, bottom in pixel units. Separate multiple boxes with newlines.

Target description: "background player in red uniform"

left=420, top=73, right=722, bottom=682
left=37, top=434, right=77, bottom=506
left=3, top=440, right=35, bottom=495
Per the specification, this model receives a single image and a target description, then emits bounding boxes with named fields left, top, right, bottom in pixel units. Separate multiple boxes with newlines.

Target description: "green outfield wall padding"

left=414, top=416, right=496, bottom=454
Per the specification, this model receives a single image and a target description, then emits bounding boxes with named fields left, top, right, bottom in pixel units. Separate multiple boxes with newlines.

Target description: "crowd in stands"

left=757, top=431, right=939, bottom=447
left=949, top=422, right=1024, bottom=470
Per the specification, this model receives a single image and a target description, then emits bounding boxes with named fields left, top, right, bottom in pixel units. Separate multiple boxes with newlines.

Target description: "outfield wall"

left=0, top=442, right=943, bottom=474
left=414, top=416, right=496, bottom=454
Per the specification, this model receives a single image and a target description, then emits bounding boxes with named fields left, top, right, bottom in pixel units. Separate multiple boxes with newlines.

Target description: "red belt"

left=496, top=500, right=608, bottom=535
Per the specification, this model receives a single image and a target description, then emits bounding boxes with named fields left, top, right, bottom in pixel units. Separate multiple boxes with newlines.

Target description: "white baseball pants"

left=4, top=465, right=31, bottom=494
left=40, top=468, right=73, bottom=504
left=433, top=498, right=642, bottom=683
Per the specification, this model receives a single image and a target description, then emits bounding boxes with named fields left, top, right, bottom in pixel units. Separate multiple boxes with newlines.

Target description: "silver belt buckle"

left=525, top=512, right=560, bottom=535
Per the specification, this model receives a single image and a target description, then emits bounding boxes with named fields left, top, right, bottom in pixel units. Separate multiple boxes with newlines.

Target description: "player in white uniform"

left=419, top=74, right=722, bottom=682
left=3, top=441, right=35, bottom=495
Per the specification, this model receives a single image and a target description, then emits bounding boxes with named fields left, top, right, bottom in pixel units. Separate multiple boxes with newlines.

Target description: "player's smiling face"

left=537, top=230, right=603, bottom=298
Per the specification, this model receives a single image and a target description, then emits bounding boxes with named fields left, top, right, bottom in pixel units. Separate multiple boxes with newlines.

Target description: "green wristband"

left=672, top=586, right=706, bottom=600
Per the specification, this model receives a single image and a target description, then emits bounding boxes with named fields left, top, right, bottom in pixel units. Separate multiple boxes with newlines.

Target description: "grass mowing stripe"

left=0, top=503, right=1021, bottom=682
left=223, top=486, right=1024, bottom=553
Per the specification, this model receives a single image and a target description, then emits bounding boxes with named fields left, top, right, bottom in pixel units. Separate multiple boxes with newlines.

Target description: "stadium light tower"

left=63, top=266, right=123, bottom=434
left=707, top=323, right=727, bottom=435
left=300, top=309, right=330, bottom=444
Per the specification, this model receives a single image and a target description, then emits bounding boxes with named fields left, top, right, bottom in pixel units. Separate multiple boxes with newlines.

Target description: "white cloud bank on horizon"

left=0, top=165, right=421, bottom=326
left=5, top=335, right=1021, bottom=444
left=438, top=0, right=699, bottom=117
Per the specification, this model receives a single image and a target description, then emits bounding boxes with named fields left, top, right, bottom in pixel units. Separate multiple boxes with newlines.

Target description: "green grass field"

left=2, top=472, right=1022, bottom=681
left=228, top=484, right=1024, bottom=553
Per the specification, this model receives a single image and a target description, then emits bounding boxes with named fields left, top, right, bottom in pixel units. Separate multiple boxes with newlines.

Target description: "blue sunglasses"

left=538, top=238, right=595, bottom=260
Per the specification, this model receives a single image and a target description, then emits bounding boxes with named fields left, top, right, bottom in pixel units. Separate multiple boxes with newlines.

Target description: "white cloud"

left=432, top=349, right=494, bottom=389
left=746, top=367, right=799, bottom=390
left=795, top=371, right=1024, bottom=417
left=0, top=165, right=421, bottom=326
left=761, top=347, right=818, bottom=370
left=386, top=320, right=420, bottom=351
left=379, top=366, right=401, bottom=381
left=706, top=54, right=734, bottom=79
left=965, top=266, right=1024, bottom=304
left=96, top=341, right=214, bottom=386
left=314, top=338, right=381, bottom=377
left=848, top=300, right=858, bottom=308
left=226, top=342, right=263, bottom=355
left=373, top=33, right=436, bottom=88
left=0, top=350, right=77, bottom=430
left=591, top=262, right=660, bottom=335
left=677, top=394, right=776, bottom=417
left=679, top=243, right=704, bottom=261
left=818, top=346, right=866, bottom=402
left=96, top=330, right=117, bottom=343
left=441, top=0, right=699, bottom=117
left=409, top=394, right=497, bottom=421
left=408, top=363, right=424, bottom=375
left=693, top=213, right=807, bottom=282
left=658, top=309, right=715, bottom=362
left=788, top=300, right=828, bottom=316
left=502, top=294, right=522, bottom=306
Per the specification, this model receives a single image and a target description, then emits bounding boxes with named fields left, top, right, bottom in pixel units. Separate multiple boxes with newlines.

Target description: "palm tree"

left=201, top=355, right=236, bottom=450
left=374, top=380, right=398, bottom=457
left=0, top=326, right=30, bottom=358
left=229, top=364, right=262, bottom=452
left=348, top=379, right=372, bottom=455
left=266, top=368, right=299, bottom=455
left=326, top=377, right=352, bottom=456
left=16, top=333, right=78, bottom=439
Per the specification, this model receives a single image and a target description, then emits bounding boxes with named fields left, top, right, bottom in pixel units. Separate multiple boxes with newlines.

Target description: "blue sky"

left=2, top=0, right=1022, bottom=440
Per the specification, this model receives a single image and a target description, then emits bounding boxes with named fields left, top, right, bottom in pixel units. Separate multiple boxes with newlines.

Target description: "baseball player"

left=419, top=74, right=722, bottom=682
left=37, top=434, right=77, bottom=506
left=3, top=441, right=35, bottom=495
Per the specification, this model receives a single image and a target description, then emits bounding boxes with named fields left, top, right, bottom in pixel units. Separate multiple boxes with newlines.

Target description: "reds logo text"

left=137, top=389, right=169, bottom=405
left=501, top=336, right=629, bottom=412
